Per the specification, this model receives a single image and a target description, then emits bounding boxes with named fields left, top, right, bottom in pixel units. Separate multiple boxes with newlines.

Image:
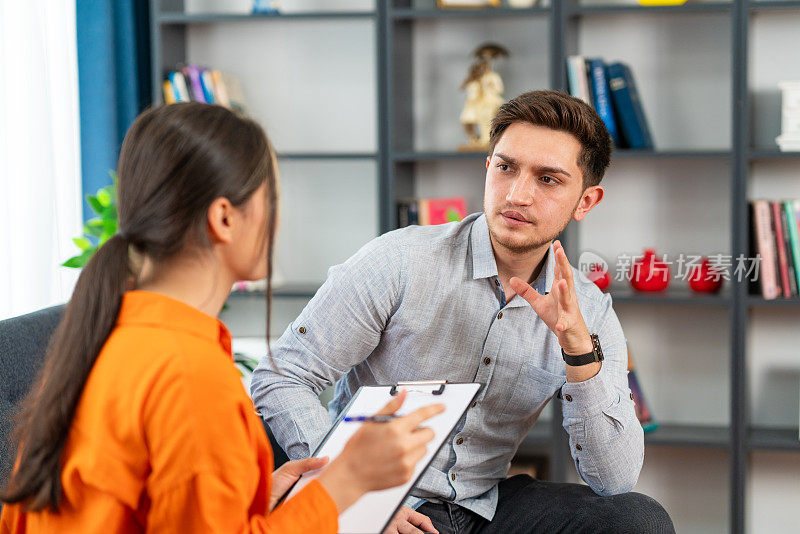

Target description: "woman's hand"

left=269, top=456, right=330, bottom=511
left=317, top=390, right=445, bottom=514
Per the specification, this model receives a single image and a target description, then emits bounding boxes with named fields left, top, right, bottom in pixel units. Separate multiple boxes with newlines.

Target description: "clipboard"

left=279, top=380, right=482, bottom=534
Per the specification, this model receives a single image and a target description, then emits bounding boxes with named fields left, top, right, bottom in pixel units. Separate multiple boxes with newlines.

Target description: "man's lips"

left=500, top=210, right=533, bottom=226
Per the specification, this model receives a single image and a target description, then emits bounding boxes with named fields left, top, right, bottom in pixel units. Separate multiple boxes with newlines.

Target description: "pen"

left=343, top=415, right=398, bottom=423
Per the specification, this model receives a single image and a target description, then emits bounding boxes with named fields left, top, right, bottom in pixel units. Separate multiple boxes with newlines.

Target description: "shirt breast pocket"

left=498, top=363, right=565, bottom=420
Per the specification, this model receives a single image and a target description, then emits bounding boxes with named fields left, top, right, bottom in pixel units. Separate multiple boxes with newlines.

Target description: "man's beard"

left=486, top=211, right=574, bottom=255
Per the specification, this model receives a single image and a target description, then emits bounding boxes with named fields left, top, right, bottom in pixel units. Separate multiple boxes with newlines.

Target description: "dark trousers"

left=416, top=475, right=676, bottom=534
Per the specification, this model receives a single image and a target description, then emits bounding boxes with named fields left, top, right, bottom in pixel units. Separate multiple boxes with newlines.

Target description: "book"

left=583, top=59, right=595, bottom=108
left=183, top=65, right=208, bottom=103
left=168, top=71, right=191, bottom=102
left=210, top=70, right=231, bottom=109
left=396, top=197, right=466, bottom=227
left=771, top=201, right=791, bottom=298
left=627, top=343, right=657, bottom=434
left=221, top=71, right=249, bottom=115
left=419, top=197, right=467, bottom=225
left=162, top=80, right=176, bottom=104
left=752, top=200, right=781, bottom=299
left=606, top=62, right=654, bottom=149
left=588, top=58, right=619, bottom=146
left=779, top=203, right=798, bottom=296
left=566, top=55, right=592, bottom=105
left=199, top=70, right=216, bottom=104
left=784, top=200, right=800, bottom=293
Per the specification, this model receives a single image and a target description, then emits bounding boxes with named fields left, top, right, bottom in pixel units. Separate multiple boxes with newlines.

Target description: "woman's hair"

left=1, top=103, right=278, bottom=511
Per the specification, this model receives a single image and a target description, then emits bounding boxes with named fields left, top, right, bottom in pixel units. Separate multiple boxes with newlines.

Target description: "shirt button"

left=483, top=357, right=491, bottom=365
left=471, top=401, right=478, bottom=408
left=630, top=392, right=635, bottom=400
left=575, top=444, right=583, bottom=451
left=298, top=326, right=307, bottom=334
left=564, top=394, right=573, bottom=402
left=456, top=437, right=464, bottom=445
left=495, top=279, right=500, bottom=286
left=497, top=311, right=503, bottom=319
left=451, top=473, right=456, bottom=481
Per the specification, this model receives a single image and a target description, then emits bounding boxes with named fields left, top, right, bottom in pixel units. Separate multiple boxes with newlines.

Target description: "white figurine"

left=459, top=43, right=509, bottom=152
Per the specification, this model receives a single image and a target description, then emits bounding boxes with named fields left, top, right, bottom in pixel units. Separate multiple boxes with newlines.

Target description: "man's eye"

left=498, top=164, right=510, bottom=172
left=541, top=176, right=556, bottom=184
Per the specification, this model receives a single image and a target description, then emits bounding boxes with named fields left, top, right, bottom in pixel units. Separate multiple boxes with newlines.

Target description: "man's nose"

left=506, top=174, right=534, bottom=205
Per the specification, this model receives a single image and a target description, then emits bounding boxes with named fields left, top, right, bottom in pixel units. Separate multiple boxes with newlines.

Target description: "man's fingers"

left=407, top=509, right=439, bottom=534
left=509, top=277, right=540, bottom=306
left=557, top=277, right=572, bottom=308
left=376, top=389, right=407, bottom=416
left=555, top=244, right=575, bottom=286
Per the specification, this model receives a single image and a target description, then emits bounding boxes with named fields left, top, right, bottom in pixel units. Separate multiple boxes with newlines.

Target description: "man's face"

left=484, top=122, right=590, bottom=255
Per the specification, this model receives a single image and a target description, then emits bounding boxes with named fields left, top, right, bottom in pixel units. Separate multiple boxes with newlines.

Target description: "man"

left=251, top=90, right=675, bottom=533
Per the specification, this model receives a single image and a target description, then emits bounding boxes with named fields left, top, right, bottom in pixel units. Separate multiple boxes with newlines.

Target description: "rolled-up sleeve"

left=560, top=292, right=644, bottom=496
left=249, top=232, right=405, bottom=460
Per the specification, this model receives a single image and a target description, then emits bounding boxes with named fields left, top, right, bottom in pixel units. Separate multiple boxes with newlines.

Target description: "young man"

left=251, top=91, right=674, bottom=533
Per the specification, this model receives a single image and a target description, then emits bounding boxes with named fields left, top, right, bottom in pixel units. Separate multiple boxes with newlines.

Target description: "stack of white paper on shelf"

left=776, top=81, right=800, bottom=151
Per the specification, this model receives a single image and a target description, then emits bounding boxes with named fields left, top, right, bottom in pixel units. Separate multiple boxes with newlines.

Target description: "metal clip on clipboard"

left=389, top=379, right=447, bottom=396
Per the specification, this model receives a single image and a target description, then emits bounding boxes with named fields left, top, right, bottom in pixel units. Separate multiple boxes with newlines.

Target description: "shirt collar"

left=470, top=213, right=499, bottom=280
left=116, top=290, right=233, bottom=357
left=470, top=213, right=556, bottom=300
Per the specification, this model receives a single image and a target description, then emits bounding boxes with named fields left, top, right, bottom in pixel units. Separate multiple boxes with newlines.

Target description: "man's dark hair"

left=489, top=90, right=612, bottom=189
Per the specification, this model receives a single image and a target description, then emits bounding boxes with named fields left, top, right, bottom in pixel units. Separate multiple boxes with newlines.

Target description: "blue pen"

left=343, top=414, right=398, bottom=423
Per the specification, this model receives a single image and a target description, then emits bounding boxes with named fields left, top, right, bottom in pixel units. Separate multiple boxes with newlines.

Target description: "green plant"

left=234, top=353, right=259, bottom=373
left=63, top=171, right=119, bottom=268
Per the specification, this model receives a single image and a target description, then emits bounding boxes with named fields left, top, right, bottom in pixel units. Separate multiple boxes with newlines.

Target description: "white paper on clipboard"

left=282, top=381, right=481, bottom=534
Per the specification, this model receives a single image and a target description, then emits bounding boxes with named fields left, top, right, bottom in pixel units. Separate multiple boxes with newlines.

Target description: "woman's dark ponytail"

left=1, top=234, right=131, bottom=511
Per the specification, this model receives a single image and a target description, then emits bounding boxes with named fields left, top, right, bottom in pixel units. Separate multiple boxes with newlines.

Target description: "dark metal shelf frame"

left=158, top=11, right=376, bottom=24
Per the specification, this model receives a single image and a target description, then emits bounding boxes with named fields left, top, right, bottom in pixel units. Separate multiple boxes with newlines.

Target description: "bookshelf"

left=150, top=1, right=800, bottom=532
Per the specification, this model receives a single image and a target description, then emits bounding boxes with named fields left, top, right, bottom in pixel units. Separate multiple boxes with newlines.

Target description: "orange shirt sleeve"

left=141, top=338, right=338, bottom=534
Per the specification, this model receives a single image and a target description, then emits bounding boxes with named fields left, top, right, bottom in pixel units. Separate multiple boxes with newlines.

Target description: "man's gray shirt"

left=250, top=213, right=644, bottom=521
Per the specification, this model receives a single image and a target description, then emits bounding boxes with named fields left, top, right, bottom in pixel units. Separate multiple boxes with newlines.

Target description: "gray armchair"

left=0, top=305, right=64, bottom=507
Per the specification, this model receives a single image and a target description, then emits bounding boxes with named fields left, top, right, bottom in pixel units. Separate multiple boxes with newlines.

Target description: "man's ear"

left=486, top=156, right=491, bottom=170
left=573, top=185, right=604, bottom=222
left=207, top=197, right=235, bottom=244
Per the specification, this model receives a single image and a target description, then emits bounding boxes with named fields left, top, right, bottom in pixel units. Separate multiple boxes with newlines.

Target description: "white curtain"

left=0, top=0, right=82, bottom=320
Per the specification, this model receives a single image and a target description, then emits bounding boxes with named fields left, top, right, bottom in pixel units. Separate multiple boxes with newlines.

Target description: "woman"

left=0, top=103, right=442, bottom=533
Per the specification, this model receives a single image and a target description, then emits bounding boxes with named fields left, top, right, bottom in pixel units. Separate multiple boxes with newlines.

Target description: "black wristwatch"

left=561, top=333, right=604, bottom=366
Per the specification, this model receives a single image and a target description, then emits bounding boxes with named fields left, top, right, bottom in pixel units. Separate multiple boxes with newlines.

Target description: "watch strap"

left=561, top=333, right=604, bottom=366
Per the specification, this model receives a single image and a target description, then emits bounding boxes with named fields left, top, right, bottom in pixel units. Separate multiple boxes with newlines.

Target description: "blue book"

left=606, top=62, right=653, bottom=149
left=588, top=58, right=619, bottom=146
left=199, top=70, right=216, bottom=104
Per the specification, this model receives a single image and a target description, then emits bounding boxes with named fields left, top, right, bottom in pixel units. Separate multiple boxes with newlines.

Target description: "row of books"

left=396, top=197, right=467, bottom=228
left=750, top=199, right=800, bottom=299
left=566, top=56, right=654, bottom=150
left=162, top=64, right=249, bottom=115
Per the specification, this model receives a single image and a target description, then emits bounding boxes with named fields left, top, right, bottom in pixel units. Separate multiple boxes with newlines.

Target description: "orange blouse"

left=1, top=290, right=338, bottom=533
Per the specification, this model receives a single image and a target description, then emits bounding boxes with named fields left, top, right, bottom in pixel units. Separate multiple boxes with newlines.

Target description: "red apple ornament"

left=630, top=249, right=670, bottom=292
left=688, top=257, right=723, bottom=293
left=586, top=262, right=611, bottom=291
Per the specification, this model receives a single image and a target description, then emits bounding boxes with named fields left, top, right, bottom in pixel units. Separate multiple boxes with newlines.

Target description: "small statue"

left=458, top=43, right=509, bottom=152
